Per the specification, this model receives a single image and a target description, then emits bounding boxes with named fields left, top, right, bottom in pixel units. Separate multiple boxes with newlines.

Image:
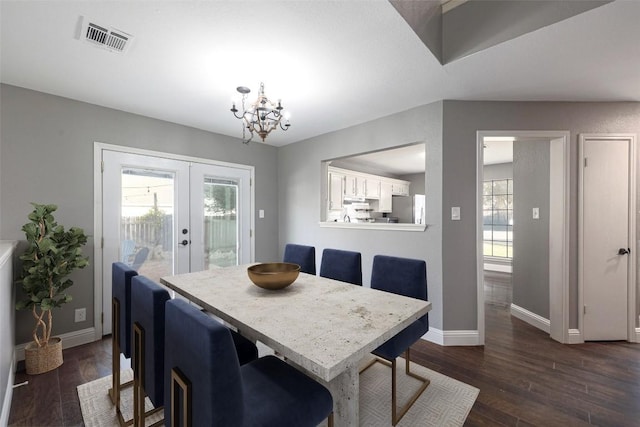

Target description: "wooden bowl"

left=247, top=262, right=300, bottom=290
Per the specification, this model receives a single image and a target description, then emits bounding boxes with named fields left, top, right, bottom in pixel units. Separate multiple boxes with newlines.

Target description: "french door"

left=100, top=148, right=252, bottom=334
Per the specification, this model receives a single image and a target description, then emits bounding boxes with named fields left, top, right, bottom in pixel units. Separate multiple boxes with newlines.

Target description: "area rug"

left=78, top=358, right=478, bottom=426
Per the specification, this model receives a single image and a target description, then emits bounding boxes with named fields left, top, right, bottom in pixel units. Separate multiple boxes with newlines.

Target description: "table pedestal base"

left=326, top=365, right=359, bottom=427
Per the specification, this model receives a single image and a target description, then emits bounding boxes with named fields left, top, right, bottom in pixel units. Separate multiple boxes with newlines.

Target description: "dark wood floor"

left=9, top=305, right=640, bottom=426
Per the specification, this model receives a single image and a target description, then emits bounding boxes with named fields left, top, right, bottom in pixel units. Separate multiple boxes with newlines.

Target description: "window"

left=483, top=179, right=513, bottom=258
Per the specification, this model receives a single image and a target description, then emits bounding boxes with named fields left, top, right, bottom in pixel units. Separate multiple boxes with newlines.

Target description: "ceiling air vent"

left=75, top=16, right=133, bottom=53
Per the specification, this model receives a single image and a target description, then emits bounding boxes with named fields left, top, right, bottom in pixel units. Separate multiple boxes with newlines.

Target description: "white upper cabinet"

left=328, top=166, right=410, bottom=207
left=365, top=178, right=381, bottom=199
left=378, top=181, right=393, bottom=212
left=328, top=172, right=344, bottom=210
left=391, top=182, right=409, bottom=196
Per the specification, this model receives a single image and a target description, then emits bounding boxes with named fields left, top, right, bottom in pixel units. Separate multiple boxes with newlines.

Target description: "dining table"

left=160, top=264, right=431, bottom=427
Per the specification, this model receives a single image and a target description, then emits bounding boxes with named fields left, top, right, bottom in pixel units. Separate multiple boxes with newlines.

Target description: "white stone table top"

left=160, top=264, right=431, bottom=382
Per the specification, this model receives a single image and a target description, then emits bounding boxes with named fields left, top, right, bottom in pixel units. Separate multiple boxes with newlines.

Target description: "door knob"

left=617, top=248, right=630, bottom=255
left=180, top=240, right=189, bottom=246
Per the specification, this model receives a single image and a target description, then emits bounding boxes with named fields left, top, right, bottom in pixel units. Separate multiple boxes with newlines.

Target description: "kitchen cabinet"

left=328, top=172, right=344, bottom=210
left=391, top=182, right=409, bottom=196
left=378, top=181, right=392, bottom=212
left=344, top=174, right=366, bottom=198
left=365, top=178, right=380, bottom=199
left=327, top=166, right=411, bottom=215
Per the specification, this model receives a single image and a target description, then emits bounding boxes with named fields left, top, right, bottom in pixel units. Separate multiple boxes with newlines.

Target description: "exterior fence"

left=121, top=214, right=237, bottom=252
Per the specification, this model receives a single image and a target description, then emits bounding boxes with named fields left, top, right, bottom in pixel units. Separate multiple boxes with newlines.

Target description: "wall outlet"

left=74, top=308, right=86, bottom=323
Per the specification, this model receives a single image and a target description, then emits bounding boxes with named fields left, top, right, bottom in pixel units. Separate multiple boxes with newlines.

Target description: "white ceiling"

left=1, top=1, right=639, bottom=147
left=333, top=143, right=426, bottom=175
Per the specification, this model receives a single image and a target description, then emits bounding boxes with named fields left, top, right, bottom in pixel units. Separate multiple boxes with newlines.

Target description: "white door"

left=189, top=162, right=251, bottom=272
left=101, top=149, right=253, bottom=334
left=580, top=137, right=632, bottom=341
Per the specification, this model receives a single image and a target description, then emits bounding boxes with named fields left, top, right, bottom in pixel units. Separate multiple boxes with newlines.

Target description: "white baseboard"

left=567, top=328, right=583, bottom=344
left=1, top=354, right=15, bottom=427
left=422, top=328, right=481, bottom=346
left=510, top=303, right=550, bottom=334
left=15, top=327, right=96, bottom=362
left=423, top=328, right=444, bottom=345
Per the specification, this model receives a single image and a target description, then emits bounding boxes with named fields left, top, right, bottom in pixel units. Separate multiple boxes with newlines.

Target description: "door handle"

left=180, top=240, right=190, bottom=246
left=617, top=248, right=630, bottom=255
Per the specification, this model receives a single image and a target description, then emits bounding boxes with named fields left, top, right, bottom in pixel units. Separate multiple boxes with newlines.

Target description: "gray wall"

left=442, top=100, right=640, bottom=331
left=1, top=84, right=280, bottom=345
left=483, top=162, right=513, bottom=180
left=513, top=141, right=550, bottom=318
left=278, top=102, right=445, bottom=330
left=4, top=84, right=639, bottom=342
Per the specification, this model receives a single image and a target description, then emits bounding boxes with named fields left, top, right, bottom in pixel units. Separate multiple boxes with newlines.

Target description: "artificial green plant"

left=16, top=203, right=89, bottom=347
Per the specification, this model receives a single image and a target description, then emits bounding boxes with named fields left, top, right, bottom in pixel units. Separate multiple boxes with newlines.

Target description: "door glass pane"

left=121, top=168, right=174, bottom=282
left=204, top=177, right=239, bottom=269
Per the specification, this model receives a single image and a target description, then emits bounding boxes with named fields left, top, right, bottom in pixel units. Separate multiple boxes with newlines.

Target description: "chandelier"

left=230, top=82, right=290, bottom=144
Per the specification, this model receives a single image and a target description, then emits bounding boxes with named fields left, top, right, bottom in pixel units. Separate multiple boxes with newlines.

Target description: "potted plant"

left=16, top=203, right=89, bottom=374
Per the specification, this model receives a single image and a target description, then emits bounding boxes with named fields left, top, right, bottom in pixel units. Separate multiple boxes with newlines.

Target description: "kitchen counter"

left=319, top=221, right=427, bottom=232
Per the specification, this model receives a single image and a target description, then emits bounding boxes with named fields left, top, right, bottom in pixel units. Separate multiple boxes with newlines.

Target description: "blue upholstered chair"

left=319, top=248, right=362, bottom=285
left=131, top=276, right=170, bottom=426
left=164, top=299, right=334, bottom=427
left=283, top=244, right=316, bottom=275
left=364, top=255, right=429, bottom=426
left=110, top=262, right=137, bottom=426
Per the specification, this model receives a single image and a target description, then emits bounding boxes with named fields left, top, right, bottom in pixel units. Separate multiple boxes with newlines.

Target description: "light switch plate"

left=532, top=207, right=539, bottom=219
left=259, top=209, right=265, bottom=219
left=451, top=206, right=461, bottom=221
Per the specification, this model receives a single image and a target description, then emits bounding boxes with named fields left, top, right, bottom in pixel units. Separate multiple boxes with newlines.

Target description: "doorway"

left=579, top=134, right=636, bottom=341
left=476, top=131, right=570, bottom=345
left=94, top=144, right=254, bottom=337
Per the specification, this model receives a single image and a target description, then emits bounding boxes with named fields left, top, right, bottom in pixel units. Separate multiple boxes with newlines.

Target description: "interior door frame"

left=476, top=131, right=570, bottom=345
left=93, top=142, right=255, bottom=339
left=578, top=133, right=637, bottom=342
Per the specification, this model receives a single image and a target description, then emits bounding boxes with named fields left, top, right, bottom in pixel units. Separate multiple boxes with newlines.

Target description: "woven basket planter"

left=24, top=337, right=63, bottom=375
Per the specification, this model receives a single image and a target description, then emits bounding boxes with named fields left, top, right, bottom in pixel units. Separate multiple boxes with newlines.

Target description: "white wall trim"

left=477, top=131, right=570, bottom=344
left=0, top=355, right=14, bottom=427
left=567, top=329, right=583, bottom=344
left=422, top=328, right=481, bottom=346
left=510, top=303, right=551, bottom=334
left=14, top=328, right=95, bottom=362
left=423, top=328, right=444, bottom=345
left=635, top=328, right=640, bottom=343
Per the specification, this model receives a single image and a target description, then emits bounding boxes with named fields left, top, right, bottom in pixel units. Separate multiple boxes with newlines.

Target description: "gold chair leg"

left=171, top=367, right=192, bottom=427
left=133, top=322, right=164, bottom=427
left=391, top=348, right=430, bottom=426
left=359, top=348, right=430, bottom=426
left=110, top=297, right=134, bottom=427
